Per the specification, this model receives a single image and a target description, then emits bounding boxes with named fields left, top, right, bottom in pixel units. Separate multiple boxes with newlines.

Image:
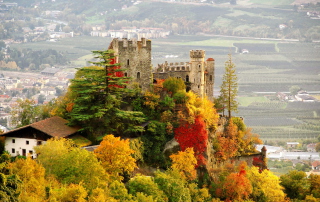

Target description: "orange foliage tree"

left=222, top=162, right=252, bottom=201
left=214, top=120, right=238, bottom=162
left=174, top=116, right=208, bottom=166
left=94, top=134, right=137, bottom=181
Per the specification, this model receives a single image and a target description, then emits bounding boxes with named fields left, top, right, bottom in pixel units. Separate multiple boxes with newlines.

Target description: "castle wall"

left=109, top=38, right=152, bottom=91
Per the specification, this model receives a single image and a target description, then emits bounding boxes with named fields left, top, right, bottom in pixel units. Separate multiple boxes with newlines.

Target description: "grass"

left=238, top=96, right=269, bottom=106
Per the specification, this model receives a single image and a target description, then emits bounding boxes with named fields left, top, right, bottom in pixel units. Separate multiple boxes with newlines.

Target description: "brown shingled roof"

left=1, top=116, right=81, bottom=138
left=31, top=116, right=81, bottom=138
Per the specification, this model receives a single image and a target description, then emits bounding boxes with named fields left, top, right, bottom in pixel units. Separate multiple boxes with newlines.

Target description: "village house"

left=312, top=161, right=320, bottom=171
left=307, top=143, right=317, bottom=152
left=0, top=116, right=82, bottom=158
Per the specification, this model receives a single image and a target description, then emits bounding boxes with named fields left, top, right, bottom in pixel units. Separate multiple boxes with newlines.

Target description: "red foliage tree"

left=174, top=116, right=208, bottom=166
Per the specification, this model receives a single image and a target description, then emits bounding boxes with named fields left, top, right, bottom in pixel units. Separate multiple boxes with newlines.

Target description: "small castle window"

left=186, top=75, right=189, bottom=82
left=182, top=66, right=185, bottom=70
left=177, top=67, right=180, bottom=71
left=210, top=75, right=213, bottom=81
left=137, top=72, right=140, bottom=79
left=198, top=64, right=201, bottom=69
left=171, top=67, right=175, bottom=71
left=127, top=59, right=130, bottom=66
left=124, top=72, right=128, bottom=77
left=198, top=85, right=200, bottom=89
left=12, top=148, right=15, bottom=153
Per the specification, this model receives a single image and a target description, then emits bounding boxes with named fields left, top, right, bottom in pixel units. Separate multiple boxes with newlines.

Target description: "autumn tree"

left=220, top=54, right=238, bottom=118
left=170, top=147, right=197, bottom=181
left=66, top=50, right=145, bottom=138
left=35, top=138, right=108, bottom=191
left=213, top=119, right=238, bottom=162
left=154, top=169, right=192, bottom=202
left=94, top=134, right=137, bottom=181
left=163, top=77, right=186, bottom=96
left=0, top=173, right=20, bottom=201
left=9, top=157, right=47, bottom=202
left=174, top=116, right=208, bottom=166
left=247, top=166, right=286, bottom=202
left=127, top=174, right=167, bottom=202
left=222, top=162, right=252, bottom=201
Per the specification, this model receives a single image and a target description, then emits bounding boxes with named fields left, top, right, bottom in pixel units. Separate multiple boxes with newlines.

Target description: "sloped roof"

left=312, top=161, right=320, bottom=167
left=31, top=116, right=81, bottom=138
left=1, top=116, right=81, bottom=138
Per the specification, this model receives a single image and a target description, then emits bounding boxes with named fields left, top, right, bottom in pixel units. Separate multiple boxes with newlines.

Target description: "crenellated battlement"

left=190, top=50, right=205, bottom=58
left=114, top=38, right=151, bottom=49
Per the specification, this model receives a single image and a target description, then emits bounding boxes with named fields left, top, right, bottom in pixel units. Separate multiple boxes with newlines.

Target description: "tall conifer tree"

left=220, top=54, right=238, bottom=118
left=68, top=50, right=145, bottom=138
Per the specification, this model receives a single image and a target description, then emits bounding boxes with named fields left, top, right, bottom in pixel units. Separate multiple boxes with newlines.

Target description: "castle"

left=108, top=38, right=215, bottom=101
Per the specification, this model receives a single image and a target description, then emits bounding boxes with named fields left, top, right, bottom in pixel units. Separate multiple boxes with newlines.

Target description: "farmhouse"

left=0, top=116, right=82, bottom=158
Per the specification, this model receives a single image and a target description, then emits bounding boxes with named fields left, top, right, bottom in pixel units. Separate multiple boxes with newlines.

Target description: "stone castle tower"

left=108, top=38, right=214, bottom=101
left=154, top=50, right=215, bottom=101
left=108, top=38, right=152, bottom=91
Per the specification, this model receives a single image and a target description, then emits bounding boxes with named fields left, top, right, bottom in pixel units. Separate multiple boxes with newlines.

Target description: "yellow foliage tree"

left=49, top=183, right=87, bottom=202
left=94, top=134, right=137, bottom=181
left=170, top=147, right=197, bottom=181
left=9, top=156, right=47, bottom=202
left=185, top=91, right=219, bottom=130
left=247, top=166, right=286, bottom=202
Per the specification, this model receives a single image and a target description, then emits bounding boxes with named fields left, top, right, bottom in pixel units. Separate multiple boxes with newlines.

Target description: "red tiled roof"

left=207, top=58, right=215, bottom=61
left=312, top=161, right=320, bottom=167
left=31, top=116, right=81, bottom=138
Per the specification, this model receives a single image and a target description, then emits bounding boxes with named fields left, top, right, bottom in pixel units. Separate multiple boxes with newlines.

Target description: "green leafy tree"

left=280, top=170, right=310, bottom=200
left=163, top=77, right=186, bottom=96
left=10, top=99, right=39, bottom=127
left=128, top=174, right=167, bottom=202
left=220, top=54, right=238, bottom=118
left=35, top=138, right=108, bottom=191
left=67, top=50, right=145, bottom=138
left=154, top=169, right=191, bottom=202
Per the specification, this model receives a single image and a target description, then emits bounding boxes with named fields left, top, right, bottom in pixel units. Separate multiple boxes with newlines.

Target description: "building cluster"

left=277, top=91, right=318, bottom=102
left=0, top=69, right=73, bottom=129
left=91, top=26, right=170, bottom=39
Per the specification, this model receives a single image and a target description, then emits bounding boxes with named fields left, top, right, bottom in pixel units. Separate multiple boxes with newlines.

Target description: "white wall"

left=5, top=137, right=45, bottom=158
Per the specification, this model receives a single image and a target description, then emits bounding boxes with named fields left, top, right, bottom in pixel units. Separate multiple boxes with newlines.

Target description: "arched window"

left=177, top=67, right=180, bottom=71
left=171, top=67, right=175, bottom=71
left=182, top=66, right=185, bottom=70
left=186, top=75, right=189, bottom=82
left=137, top=72, right=140, bottom=79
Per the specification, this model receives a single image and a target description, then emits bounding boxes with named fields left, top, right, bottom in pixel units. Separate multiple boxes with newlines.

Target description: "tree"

left=170, top=147, right=197, bottom=181
left=37, top=94, right=45, bottom=104
left=127, top=174, right=166, bottom=202
left=223, top=162, right=252, bottom=201
left=290, top=85, right=301, bottom=95
left=154, top=169, right=191, bottom=202
left=35, top=138, right=108, bottom=191
left=67, top=50, right=145, bottom=138
left=10, top=157, right=47, bottom=202
left=174, top=116, right=208, bottom=166
left=247, top=166, right=286, bottom=202
left=10, top=99, right=39, bottom=127
left=220, top=54, right=238, bottom=118
left=163, top=77, right=186, bottom=96
left=280, top=170, right=310, bottom=200
left=94, top=134, right=137, bottom=181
